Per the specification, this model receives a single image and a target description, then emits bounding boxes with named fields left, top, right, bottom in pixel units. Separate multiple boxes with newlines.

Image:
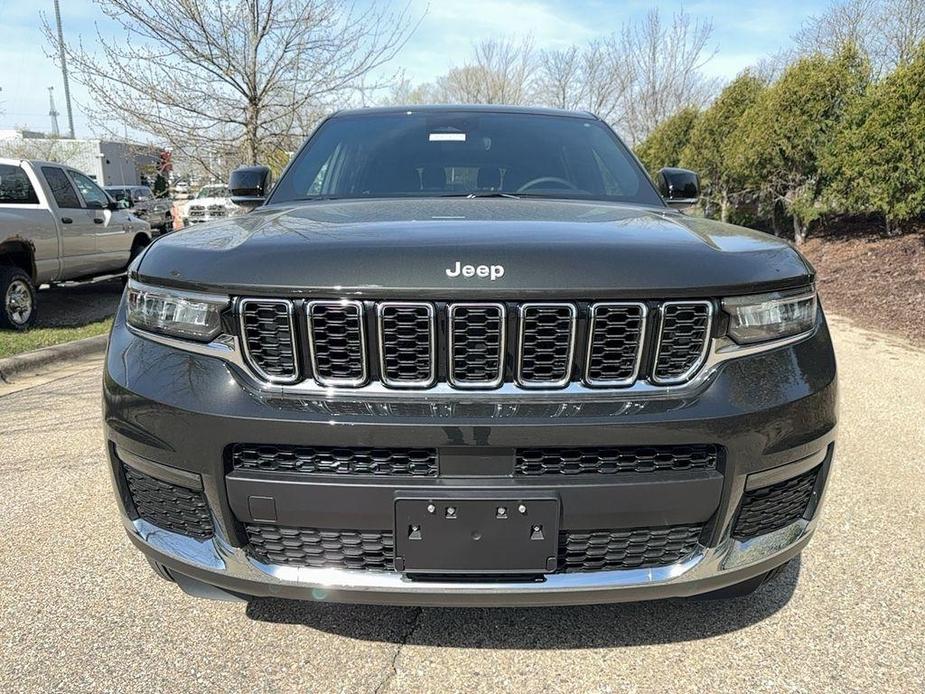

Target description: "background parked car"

left=105, top=185, right=172, bottom=234
left=0, top=158, right=152, bottom=330
left=172, top=183, right=241, bottom=228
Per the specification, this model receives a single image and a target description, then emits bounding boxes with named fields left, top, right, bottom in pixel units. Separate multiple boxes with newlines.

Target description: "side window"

left=135, top=187, right=153, bottom=201
left=0, top=164, right=40, bottom=205
left=41, top=166, right=82, bottom=208
left=69, top=170, right=110, bottom=209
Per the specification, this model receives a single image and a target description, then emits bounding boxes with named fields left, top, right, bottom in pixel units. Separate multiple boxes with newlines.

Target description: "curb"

left=0, top=333, right=108, bottom=383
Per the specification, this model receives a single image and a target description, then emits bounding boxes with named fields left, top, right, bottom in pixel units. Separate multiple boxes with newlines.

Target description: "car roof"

left=331, top=104, right=598, bottom=120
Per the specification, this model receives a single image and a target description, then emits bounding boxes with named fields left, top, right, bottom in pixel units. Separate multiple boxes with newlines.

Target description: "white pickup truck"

left=0, top=159, right=152, bottom=330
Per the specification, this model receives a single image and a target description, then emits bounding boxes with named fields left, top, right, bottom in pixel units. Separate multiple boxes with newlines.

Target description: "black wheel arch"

left=0, top=239, right=37, bottom=281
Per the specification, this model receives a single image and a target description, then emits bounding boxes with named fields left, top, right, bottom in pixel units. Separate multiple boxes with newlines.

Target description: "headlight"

left=126, top=280, right=228, bottom=341
left=723, top=286, right=817, bottom=345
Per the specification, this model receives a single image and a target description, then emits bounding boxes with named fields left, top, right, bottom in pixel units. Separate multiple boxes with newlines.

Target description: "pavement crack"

left=375, top=607, right=423, bottom=694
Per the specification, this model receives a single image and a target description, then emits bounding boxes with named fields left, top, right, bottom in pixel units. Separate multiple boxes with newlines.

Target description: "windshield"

left=196, top=185, right=228, bottom=199
left=270, top=111, right=663, bottom=206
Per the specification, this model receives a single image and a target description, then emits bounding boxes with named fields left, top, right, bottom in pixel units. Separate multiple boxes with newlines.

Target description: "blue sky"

left=0, top=0, right=830, bottom=138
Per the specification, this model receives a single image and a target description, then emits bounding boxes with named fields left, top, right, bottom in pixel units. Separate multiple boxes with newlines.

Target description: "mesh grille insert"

left=518, top=303, right=576, bottom=386
left=516, top=444, right=719, bottom=476
left=122, top=464, right=213, bottom=539
left=586, top=303, right=646, bottom=385
left=239, top=300, right=298, bottom=382
left=449, top=304, right=506, bottom=387
left=231, top=444, right=438, bottom=476
left=378, top=303, right=435, bottom=386
left=246, top=524, right=394, bottom=570
left=307, top=301, right=366, bottom=386
left=654, top=302, right=712, bottom=383
left=732, top=466, right=820, bottom=539
left=558, top=525, right=702, bottom=572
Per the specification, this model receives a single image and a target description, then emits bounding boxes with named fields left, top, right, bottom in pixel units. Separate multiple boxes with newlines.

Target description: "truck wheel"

left=0, top=266, right=38, bottom=331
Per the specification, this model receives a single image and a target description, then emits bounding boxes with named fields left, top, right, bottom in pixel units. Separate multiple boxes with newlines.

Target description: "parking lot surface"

left=34, top=278, right=123, bottom=328
left=1, top=316, right=922, bottom=693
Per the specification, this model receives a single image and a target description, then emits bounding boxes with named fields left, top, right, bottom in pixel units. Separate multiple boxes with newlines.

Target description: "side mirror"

left=229, top=165, right=272, bottom=210
left=657, top=167, right=700, bottom=210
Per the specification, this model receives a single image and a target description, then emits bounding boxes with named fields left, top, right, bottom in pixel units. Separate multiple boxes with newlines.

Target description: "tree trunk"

left=792, top=214, right=806, bottom=246
left=719, top=192, right=729, bottom=224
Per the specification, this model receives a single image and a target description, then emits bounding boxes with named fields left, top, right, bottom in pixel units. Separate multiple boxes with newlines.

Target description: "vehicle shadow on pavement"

left=37, top=279, right=124, bottom=328
left=245, top=557, right=800, bottom=648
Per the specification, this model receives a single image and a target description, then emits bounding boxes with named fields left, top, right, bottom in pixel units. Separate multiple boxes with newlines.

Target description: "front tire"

left=0, top=266, right=38, bottom=331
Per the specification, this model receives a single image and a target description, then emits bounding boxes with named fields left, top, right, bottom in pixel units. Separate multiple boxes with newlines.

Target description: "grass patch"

left=0, top=318, right=112, bottom=359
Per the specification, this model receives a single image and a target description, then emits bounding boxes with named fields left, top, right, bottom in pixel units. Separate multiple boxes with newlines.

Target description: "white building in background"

left=0, top=130, right=163, bottom=186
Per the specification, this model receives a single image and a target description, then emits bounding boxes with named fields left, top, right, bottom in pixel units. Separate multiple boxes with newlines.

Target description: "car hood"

left=137, top=198, right=813, bottom=298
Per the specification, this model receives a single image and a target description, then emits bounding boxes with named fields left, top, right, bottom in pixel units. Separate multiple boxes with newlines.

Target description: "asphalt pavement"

left=1, top=316, right=922, bottom=692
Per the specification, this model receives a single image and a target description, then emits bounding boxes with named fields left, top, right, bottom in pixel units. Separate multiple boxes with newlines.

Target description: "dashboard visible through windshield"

left=269, top=110, right=664, bottom=206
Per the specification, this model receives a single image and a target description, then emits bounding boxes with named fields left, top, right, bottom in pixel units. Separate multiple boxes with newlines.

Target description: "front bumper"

left=104, top=307, right=837, bottom=605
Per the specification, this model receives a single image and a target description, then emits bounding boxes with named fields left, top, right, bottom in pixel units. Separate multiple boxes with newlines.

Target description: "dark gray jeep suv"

left=103, top=106, right=836, bottom=605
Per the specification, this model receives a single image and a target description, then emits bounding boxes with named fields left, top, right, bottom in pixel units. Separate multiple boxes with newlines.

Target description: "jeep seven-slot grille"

left=515, top=444, right=719, bottom=476
left=231, top=444, right=438, bottom=476
left=653, top=302, right=713, bottom=384
left=518, top=303, right=576, bottom=386
left=122, top=464, right=213, bottom=539
left=586, top=303, right=647, bottom=385
left=236, top=300, right=715, bottom=390
left=244, top=523, right=702, bottom=572
left=378, top=303, right=435, bottom=386
left=239, top=300, right=298, bottom=382
left=732, top=466, right=820, bottom=539
left=307, top=301, right=367, bottom=386
left=449, top=304, right=505, bottom=386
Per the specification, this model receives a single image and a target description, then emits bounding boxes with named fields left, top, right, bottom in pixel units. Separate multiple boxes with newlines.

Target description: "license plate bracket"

left=393, top=494, right=559, bottom=575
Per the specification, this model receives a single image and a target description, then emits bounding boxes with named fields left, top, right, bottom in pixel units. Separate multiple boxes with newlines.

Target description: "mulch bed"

left=799, top=220, right=925, bottom=345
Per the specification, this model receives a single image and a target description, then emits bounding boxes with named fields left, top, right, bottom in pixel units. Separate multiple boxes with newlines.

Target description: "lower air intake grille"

left=231, top=444, right=438, bottom=476
left=239, top=300, right=298, bottom=382
left=122, top=464, right=213, bottom=539
left=307, top=300, right=366, bottom=386
left=558, top=525, right=702, bottom=572
left=518, top=303, right=576, bottom=386
left=654, top=301, right=712, bottom=384
left=245, top=524, right=394, bottom=570
left=516, top=444, right=719, bottom=476
left=378, top=303, right=435, bottom=386
left=732, top=466, right=820, bottom=539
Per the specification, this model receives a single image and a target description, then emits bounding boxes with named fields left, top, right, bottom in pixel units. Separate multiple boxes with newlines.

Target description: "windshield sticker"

left=429, top=132, right=466, bottom=142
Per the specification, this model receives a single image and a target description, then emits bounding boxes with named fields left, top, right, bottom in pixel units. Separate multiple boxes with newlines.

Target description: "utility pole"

left=48, top=87, right=60, bottom=137
left=53, top=0, right=75, bottom=139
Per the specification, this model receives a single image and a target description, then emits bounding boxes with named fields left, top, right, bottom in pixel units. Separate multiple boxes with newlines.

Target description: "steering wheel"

left=516, top=177, right=579, bottom=194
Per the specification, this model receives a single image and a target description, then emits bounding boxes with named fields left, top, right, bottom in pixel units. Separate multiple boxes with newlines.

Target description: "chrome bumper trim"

left=125, top=516, right=814, bottom=599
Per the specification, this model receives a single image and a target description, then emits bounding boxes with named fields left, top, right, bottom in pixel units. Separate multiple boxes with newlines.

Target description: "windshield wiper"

left=437, top=192, right=522, bottom=200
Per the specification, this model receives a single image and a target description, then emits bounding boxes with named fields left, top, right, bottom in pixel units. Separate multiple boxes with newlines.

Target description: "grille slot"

left=448, top=303, right=506, bottom=388
left=122, top=464, right=213, bottom=539
left=517, top=303, right=577, bottom=387
left=558, top=525, right=702, bottom=572
left=585, top=302, right=647, bottom=386
left=306, top=300, right=367, bottom=386
left=239, top=299, right=299, bottom=383
left=653, top=301, right=713, bottom=384
left=377, top=302, right=436, bottom=387
left=516, top=444, right=719, bottom=476
left=732, top=466, right=820, bottom=539
left=246, top=524, right=394, bottom=570
left=231, top=444, right=438, bottom=476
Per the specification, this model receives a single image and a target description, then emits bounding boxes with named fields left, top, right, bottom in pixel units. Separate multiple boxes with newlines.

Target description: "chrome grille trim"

left=652, top=301, right=714, bottom=385
left=584, top=302, right=648, bottom=387
left=237, top=298, right=300, bottom=384
left=447, top=302, right=507, bottom=389
left=306, top=300, right=368, bottom=387
left=516, top=302, right=577, bottom=388
left=376, top=302, right=437, bottom=388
